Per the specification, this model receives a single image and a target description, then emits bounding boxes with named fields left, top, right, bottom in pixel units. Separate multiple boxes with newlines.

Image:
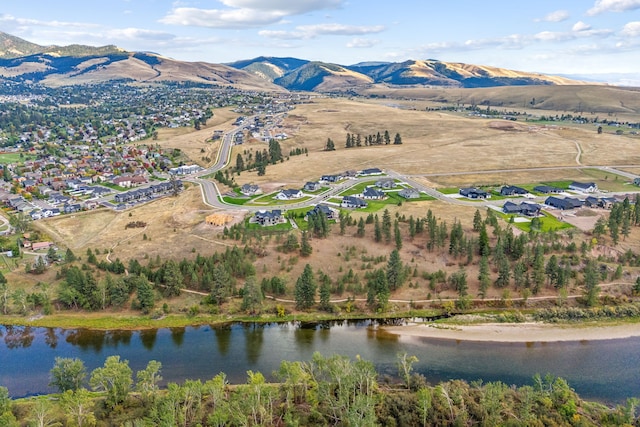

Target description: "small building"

left=240, top=184, right=261, bottom=196
left=569, top=181, right=597, bottom=193
left=545, top=196, right=583, bottom=210
left=275, top=189, right=303, bottom=200
left=534, top=185, right=563, bottom=194
left=254, top=210, right=284, bottom=226
left=375, top=178, right=396, bottom=189
left=459, top=187, right=490, bottom=199
left=633, top=177, right=640, bottom=186
left=362, top=187, right=386, bottom=200
left=398, top=188, right=420, bottom=199
left=304, top=181, right=321, bottom=192
left=341, top=196, right=368, bottom=209
left=500, top=185, right=528, bottom=196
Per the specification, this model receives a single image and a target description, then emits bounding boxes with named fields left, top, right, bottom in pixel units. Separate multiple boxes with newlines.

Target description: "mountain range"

left=0, top=31, right=589, bottom=91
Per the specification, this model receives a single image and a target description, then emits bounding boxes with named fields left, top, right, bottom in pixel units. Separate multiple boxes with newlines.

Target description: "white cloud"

left=260, top=23, right=385, bottom=40
left=107, top=28, right=176, bottom=41
left=346, top=38, right=378, bottom=48
left=219, top=0, right=343, bottom=15
left=587, top=0, right=640, bottom=15
left=538, top=10, right=570, bottom=22
left=572, top=21, right=592, bottom=32
left=621, top=21, right=640, bottom=37
left=160, top=0, right=344, bottom=29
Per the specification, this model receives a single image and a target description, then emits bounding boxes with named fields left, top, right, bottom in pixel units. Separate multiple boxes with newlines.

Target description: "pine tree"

left=384, top=130, right=391, bottom=145
left=357, top=217, right=366, bottom=237
left=473, top=209, right=483, bottom=232
left=300, top=231, right=312, bottom=257
left=325, top=138, right=335, bottom=151
left=346, top=133, right=352, bottom=148
left=478, top=255, right=490, bottom=298
left=295, top=264, right=316, bottom=309
left=236, top=153, right=245, bottom=171
left=382, top=209, right=392, bottom=243
left=318, top=272, right=332, bottom=312
left=394, top=220, right=403, bottom=250
left=374, top=215, right=382, bottom=242
left=386, top=249, right=404, bottom=291
left=393, top=133, right=403, bottom=145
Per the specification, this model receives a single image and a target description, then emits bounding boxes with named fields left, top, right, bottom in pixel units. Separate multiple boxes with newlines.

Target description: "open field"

left=230, top=97, right=640, bottom=190
left=153, top=107, right=240, bottom=167
left=358, top=84, right=640, bottom=118
left=32, top=186, right=240, bottom=265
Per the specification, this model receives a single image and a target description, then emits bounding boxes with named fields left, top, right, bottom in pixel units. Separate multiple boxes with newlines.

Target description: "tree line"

left=0, top=352, right=635, bottom=426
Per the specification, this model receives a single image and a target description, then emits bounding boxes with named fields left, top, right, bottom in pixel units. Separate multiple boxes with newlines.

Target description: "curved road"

left=181, top=119, right=640, bottom=213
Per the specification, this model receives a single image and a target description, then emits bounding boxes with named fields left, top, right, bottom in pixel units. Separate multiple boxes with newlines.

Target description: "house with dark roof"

left=500, top=185, right=528, bottom=196
left=240, top=183, right=261, bottom=196
left=584, top=196, right=617, bottom=209
left=304, top=181, right=321, bottom=192
left=375, top=179, right=396, bottom=189
left=459, top=187, right=490, bottom=199
left=569, top=181, right=597, bottom=193
left=398, top=188, right=420, bottom=199
left=321, top=174, right=342, bottom=183
left=341, top=196, right=368, bottom=209
left=502, top=201, right=541, bottom=216
left=362, top=187, right=386, bottom=200
left=254, top=210, right=284, bottom=226
left=545, top=196, right=583, bottom=210
left=534, top=185, right=563, bottom=194
left=306, top=204, right=338, bottom=220
left=359, top=168, right=383, bottom=176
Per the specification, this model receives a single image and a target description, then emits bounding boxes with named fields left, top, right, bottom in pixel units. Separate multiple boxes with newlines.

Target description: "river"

left=1, top=320, right=638, bottom=404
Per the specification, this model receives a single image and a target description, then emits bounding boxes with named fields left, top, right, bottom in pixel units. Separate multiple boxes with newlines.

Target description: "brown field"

left=153, top=107, right=240, bottom=167
left=32, top=186, right=243, bottom=265
left=232, top=97, right=640, bottom=189
left=358, top=85, right=640, bottom=118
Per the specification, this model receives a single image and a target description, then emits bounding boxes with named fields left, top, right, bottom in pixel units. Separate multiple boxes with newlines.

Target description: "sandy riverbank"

left=383, top=322, right=640, bottom=342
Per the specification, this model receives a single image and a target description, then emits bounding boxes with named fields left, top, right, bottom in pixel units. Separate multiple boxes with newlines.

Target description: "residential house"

left=569, top=181, right=597, bottom=193
left=254, top=210, right=284, bottom=226
left=634, top=177, right=640, bottom=186
left=359, top=167, right=383, bottom=176
left=240, top=184, right=261, bottom=196
left=362, top=187, right=386, bottom=200
left=341, top=196, right=368, bottom=209
left=375, top=179, right=396, bottom=189
left=584, top=196, right=617, bottom=209
left=502, top=201, right=541, bottom=216
left=304, top=181, right=321, bottom=192
left=500, top=185, right=528, bottom=196
left=534, top=185, right=563, bottom=194
left=459, top=187, right=490, bottom=199
left=276, top=189, right=303, bottom=200
left=321, top=174, right=342, bottom=183
left=307, top=204, right=338, bottom=220
left=545, top=196, right=583, bottom=210
left=113, top=176, right=133, bottom=188
left=398, top=188, right=420, bottom=199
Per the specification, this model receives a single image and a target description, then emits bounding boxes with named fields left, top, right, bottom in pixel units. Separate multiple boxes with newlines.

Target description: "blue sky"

left=1, top=1, right=639, bottom=83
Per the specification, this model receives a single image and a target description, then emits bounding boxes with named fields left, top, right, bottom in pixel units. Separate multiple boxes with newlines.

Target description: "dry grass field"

left=32, top=186, right=243, bottom=265
left=233, top=97, right=640, bottom=189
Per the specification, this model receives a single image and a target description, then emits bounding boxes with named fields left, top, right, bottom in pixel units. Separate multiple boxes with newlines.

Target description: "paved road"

left=178, top=118, right=640, bottom=213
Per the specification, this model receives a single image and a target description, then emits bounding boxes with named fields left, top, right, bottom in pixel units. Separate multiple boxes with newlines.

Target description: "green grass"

left=0, top=153, right=35, bottom=164
left=438, top=187, right=461, bottom=195
left=499, top=211, right=574, bottom=233
left=338, top=181, right=377, bottom=197
left=222, top=196, right=251, bottom=205
left=304, top=187, right=330, bottom=194
left=541, top=180, right=572, bottom=190
left=246, top=195, right=313, bottom=206
left=580, top=168, right=633, bottom=192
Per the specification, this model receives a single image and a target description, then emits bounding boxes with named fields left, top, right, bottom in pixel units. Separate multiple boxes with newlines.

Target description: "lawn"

left=246, top=194, right=313, bottom=206
left=500, top=211, right=574, bottom=233
left=222, top=196, right=251, bottom=205
left=0, top=153, right=35, bottom=164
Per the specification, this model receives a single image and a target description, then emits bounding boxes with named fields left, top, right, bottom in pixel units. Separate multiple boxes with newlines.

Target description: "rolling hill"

left=229, top=57, right=587, bottom=91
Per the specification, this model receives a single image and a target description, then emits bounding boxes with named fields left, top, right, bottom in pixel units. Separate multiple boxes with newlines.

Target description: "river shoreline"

left=382, top=321, right=640, bottom=342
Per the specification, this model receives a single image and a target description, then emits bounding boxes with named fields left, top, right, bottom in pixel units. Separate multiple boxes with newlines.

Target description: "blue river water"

left=1, top=320, right=638, bottom=404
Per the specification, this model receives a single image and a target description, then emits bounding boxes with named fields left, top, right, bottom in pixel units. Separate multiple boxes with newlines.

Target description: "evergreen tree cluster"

left=345, top=130, right=402, bottom=148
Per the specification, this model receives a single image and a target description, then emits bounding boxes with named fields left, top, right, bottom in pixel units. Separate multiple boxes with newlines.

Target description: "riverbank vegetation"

left=1, top=352, right=638, bottom=426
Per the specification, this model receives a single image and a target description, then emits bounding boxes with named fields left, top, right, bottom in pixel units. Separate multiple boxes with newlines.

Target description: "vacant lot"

left=33, top=186, right=242, bottom=265
left=232, top=97, right=639, bottom=189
